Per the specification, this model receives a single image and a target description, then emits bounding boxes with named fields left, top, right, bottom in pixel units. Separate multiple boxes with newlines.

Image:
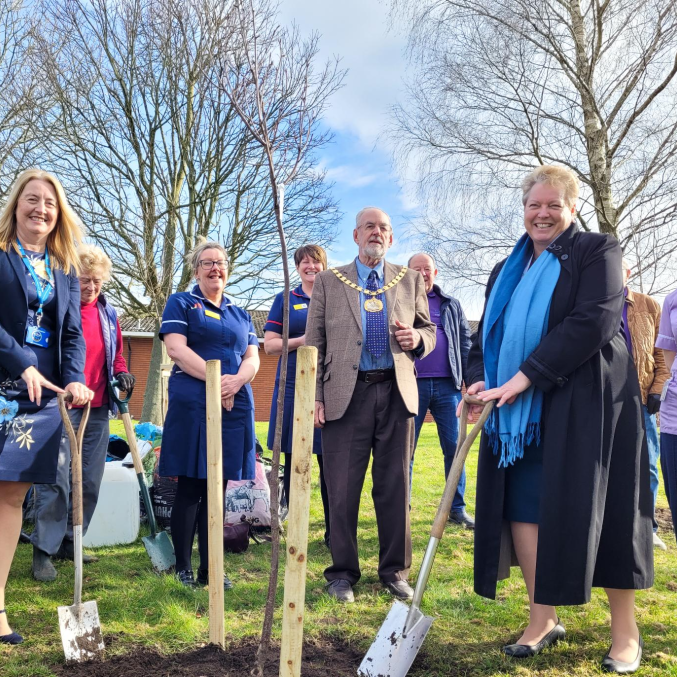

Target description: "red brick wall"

left=252, top=351, right=279, bottom=422
left=122, top=336, right=154, bottom=419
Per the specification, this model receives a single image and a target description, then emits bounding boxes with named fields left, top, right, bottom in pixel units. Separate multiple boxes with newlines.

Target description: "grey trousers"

left=31, top=405, right=110, bottom=555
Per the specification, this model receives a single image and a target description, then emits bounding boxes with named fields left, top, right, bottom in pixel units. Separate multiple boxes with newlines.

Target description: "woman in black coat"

left=466, top=165, right=653, bottom=674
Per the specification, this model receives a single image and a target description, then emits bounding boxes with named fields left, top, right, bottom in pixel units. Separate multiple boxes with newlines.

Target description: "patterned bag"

left=224, top=456, right=271, bottom=528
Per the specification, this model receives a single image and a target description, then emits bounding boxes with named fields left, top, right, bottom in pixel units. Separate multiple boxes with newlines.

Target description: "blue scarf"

left=482, top=234, right=561, bottom=467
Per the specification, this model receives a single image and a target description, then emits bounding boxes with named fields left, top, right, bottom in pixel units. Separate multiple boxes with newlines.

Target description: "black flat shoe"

left=175, top=569, right=196, bottom=587
left=55, top=541, right=99, bottom=563
left=503, top=621, right=566, bottom=658
left=0, top=610, right=23, bottom=645
left=601, top=636, right=643, bottom=674
left=196, top=569, right=233, bottom=590
left=383, top=580, right=414, bottom=601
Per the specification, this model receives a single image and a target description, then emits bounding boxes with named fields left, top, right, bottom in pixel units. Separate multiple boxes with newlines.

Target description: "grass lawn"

left=3, top=421, right=677, bottom=676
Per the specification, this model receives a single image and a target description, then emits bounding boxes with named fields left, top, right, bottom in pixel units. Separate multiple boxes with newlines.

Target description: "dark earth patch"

left=656, top=506, right=674, bottom=533
left=54, top=637, right=363, bottom=677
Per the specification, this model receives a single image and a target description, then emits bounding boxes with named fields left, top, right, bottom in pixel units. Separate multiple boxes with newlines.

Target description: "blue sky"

left=278, top=0, right=419, bottom=264
left=277, top=0, right=486, bottom=318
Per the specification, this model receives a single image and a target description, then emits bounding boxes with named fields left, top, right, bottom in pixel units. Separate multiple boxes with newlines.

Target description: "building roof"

left=119, top=310, right=271, bottom=338
left=120, top=312, right=479, bottom=340
left=119, top=316, right=158, bottom=334
left=249, top=310, right=269, bottom=338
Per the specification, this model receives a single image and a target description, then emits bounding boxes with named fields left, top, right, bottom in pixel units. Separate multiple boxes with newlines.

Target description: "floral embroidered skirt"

left=0, top=384, right=63, bottom=484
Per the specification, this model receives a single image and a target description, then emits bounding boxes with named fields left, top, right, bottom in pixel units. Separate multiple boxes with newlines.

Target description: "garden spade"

left=57, top=393, right=105, bottom=662
left=109, top=380, right=176, bottom=572
left=358, top=394, right=494, bottom=677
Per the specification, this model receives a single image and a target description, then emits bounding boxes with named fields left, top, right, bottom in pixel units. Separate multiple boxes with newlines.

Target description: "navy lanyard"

left=17, top=240, right=54, bottom=327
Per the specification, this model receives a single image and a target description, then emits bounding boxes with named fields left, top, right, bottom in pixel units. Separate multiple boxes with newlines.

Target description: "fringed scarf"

left=482, top=234, right=561, bottom=467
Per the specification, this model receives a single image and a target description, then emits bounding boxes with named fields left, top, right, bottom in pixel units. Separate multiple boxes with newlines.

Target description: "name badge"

left=205, top=310, right=220, bottom=320
left=26, top=325, right=50, bottom=348
left=293, top=303, right=308, bottom=310
left=661, top=379, right=671, bottom=402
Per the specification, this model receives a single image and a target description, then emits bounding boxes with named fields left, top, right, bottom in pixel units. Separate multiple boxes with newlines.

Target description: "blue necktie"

left=366, top=270, right=387, bottom=358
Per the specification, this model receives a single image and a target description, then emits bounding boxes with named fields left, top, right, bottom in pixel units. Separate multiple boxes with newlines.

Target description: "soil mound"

left=55, top=637, right=362, bottom=677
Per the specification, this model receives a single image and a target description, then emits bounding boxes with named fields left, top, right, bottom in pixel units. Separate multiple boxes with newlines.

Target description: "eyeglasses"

left=198, top=260, right=228, bottom=270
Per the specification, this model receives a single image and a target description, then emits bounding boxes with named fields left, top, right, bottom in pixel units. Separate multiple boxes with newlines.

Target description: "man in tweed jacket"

left=306, top=207, right=436, bottom=602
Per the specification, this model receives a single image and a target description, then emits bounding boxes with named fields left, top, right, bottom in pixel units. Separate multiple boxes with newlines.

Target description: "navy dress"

left=265, top=285, right=322, bottom=455
left=159, top=285, right=258, bottom=481
left=0, top=251, right=64, bottom=484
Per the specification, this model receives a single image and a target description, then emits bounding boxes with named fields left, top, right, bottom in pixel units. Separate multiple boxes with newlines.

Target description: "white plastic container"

left=82, top=460, right=140, bottom=547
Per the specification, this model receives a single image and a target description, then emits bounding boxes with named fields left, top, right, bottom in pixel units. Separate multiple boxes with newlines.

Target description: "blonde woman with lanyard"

left=0, top=169, right=92, bottom=645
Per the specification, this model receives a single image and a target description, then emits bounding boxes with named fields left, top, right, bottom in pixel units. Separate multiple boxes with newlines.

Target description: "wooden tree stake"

left=279, top=346, right=318, bottom=677
left=206, top=359, right=225, bottom=648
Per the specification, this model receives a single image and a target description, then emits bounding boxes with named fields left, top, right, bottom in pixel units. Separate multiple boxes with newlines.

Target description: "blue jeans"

left=410, top=378, right=465, bottom=512
left=643, top=405, right=659, bottom=532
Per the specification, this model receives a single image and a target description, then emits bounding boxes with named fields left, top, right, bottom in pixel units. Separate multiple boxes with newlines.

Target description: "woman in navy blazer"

left=0, top=169, right=92, bottom=645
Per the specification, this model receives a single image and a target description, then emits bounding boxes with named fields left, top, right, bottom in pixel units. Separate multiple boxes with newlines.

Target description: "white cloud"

left=324, top=164, right=380, bottom=188
left=278, top=0, right=409, bottom=150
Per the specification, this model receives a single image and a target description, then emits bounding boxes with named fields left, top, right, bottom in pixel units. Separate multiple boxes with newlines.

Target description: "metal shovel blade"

left=142, top=530, right=176, bottom=572
left=57, top=600, right=105, bottom=662
left=358, top=600, right=433, bottom=677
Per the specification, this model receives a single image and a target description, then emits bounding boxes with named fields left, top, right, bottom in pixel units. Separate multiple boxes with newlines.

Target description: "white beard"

left=364, top=242, right=386, bottom=259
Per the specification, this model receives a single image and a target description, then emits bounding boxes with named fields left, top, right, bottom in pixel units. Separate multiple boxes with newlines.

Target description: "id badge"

left=25, top=324, right=50, bottom=348
left=661, top=378, right=671, bottom=402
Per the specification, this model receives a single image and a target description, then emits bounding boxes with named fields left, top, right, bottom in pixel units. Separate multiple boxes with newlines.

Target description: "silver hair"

left=407, top=252, right=436, bottom=268
left=186, top=239, right=229, bottom=273
left=355, top=206, right=392, bottom=229
left=622, top=258, right=631, bottom=272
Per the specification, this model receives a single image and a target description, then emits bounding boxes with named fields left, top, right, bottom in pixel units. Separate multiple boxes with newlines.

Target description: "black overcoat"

left=467, top=224, right=654, bottom=606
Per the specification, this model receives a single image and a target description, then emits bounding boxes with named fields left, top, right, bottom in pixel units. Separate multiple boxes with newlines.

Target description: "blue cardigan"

left=0, top=246, right=86, bottom=386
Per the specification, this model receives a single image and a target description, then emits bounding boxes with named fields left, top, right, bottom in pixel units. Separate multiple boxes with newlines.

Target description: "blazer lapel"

left=384, top=260, right=400, bottom=326
left=55, top=268, right=68, bottom=326
left=338, top=261, right=362, bottom=331
left=8, top=246, right=28, bottom=302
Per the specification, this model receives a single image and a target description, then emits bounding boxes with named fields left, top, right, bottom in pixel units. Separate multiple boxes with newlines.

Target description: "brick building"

left=119, top=313, right=478, bottom=424
left=119, top=311, right=277, bottom=422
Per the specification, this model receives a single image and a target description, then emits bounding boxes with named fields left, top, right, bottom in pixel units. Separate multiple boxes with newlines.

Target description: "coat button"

left=353, top=365, right=358, bottom=370
left=557, top=377, right=565, bottom=385
left=357, top=340, right=362, bottom=346
left=561, top=254, right=569, bottom=261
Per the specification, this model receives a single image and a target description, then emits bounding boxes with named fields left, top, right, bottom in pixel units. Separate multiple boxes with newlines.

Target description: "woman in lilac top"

left=656, top=290, right=677, bottom=544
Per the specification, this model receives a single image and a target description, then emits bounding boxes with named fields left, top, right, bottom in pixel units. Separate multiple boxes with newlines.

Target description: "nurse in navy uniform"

left=160, top=240, right=260, bottom=589
left=264, top=245, right=330, bottom=548
left=0, top=169, right=92, bottom=646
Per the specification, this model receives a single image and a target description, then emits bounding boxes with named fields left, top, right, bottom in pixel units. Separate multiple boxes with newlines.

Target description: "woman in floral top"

left=0, top=170, right=92, bottom=645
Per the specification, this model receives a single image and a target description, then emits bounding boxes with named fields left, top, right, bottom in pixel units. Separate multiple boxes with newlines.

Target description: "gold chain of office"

left=331, top=266, right=408, bottom=312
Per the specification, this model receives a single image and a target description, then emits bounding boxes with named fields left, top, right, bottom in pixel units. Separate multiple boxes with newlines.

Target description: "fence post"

left=279, top=346, right=318, bottom=677
left=206, top=359, right=225, bottom=648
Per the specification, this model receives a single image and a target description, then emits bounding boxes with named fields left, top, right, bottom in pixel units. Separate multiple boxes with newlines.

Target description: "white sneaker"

left=653, top=532, right=667, bottom=550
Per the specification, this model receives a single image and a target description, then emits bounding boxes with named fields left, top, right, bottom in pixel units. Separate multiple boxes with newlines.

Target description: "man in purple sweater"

left=409, top=253, right=474, bottom=527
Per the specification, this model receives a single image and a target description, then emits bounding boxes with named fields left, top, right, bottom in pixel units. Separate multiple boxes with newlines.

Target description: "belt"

left=357, top=369, right=395, bottom=384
